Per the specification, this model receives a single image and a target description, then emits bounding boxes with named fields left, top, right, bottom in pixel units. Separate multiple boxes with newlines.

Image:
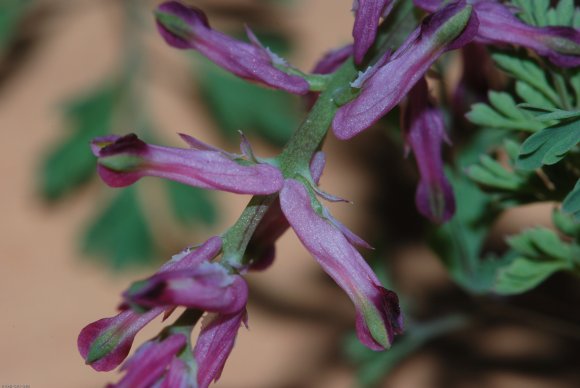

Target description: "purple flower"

left=333, top=0, right=478, bottom=139
left=91, top=133, right=283, bottom=195
left=108, top=334, right=190, bottom=388
left=193, top=309, right=248, bottom=388
left=279, top=179, right=403, bottom=350
left=352, top=0, right=395, bottom=64
left=155, top=1, right=310, bottom=94
left=403, top=78, right=455, bottom=223
left=124, top=265, right=248, bottom=314
left=79, top=237, right=222, bottom=371
left=414, top=0, right=580, bottom=68
left=245, top=152, right=328, bottom=270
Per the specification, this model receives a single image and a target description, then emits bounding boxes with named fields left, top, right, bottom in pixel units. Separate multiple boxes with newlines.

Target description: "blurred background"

left=1, top=0, right=579, bottom=387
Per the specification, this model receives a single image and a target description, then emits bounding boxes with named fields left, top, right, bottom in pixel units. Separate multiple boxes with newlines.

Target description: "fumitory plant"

left=78, top=0, right=580, bottom=386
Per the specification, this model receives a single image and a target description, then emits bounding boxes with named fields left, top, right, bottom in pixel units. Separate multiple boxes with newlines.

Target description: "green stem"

left=221, top=61, right=358, bottom=268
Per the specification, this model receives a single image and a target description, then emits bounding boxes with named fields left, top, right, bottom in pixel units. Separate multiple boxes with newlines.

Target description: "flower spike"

left=403, top=78, right=456, bottom=223
left=155, top=1, right=310, bottom=94
left=280, top=179, right=403, bottom=350
left=91, top=134, right=283, bottom=195
left=333, top=0, right=478, bottom=139
left=352, top=0, right=395, bottom=64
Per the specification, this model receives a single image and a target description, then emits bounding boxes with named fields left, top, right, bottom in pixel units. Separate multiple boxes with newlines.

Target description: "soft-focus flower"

left=79, top=237, right=222, bottom=371
left=124, top=264, right=248, bottom=314
left=279, top=179, right=403, bottom=350
left=403, top=78, right=455, bottom=223
left=333, top=0, right=478, bottom=139
left=414, top=0, right=580, bottom=68
left=193, top=309, right=248, bottom=388
left=352, top=0, right=395, bottom=64
left=108, top=334, right=189, bottom=388
left=91, top=133, right=283, bottom=195
left=155, top=1, right=310, bottom=94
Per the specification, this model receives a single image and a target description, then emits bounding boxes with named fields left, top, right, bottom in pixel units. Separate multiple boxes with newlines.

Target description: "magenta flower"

left=414, top=0, right=580, bottom=68
left=79, top=237, right=222, bottom=371
left=108, top=334, right=189, bottom=388
left=352, top=0, right=395, bottom=64
left=333, top=0, right=478, bottom=139
left=403, top=78, right=455, bottom=223
left=91, top=133, right=283, bottom=195
left=193, top=309, right=248, bottom=388
left=279, top=179, right=403, bottom=350
left=124, top=265, right=248, bottom=314
left=155, top=1, right=310, bottom=94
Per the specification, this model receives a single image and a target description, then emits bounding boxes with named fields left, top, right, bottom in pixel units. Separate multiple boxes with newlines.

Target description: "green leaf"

left=493, top=228, right=576, bottom=294
left=553, top=207, right=580, bottom=237
left=40, top=86, right=118, bottom=200
left=516, top=117, right=580, bottom=170
left=492, top=52, right=560, bottom=106
left=83, top=187, right=155, bottom=269
left=466, top=152, right=527, bottom=191
left=0, top=0, right=31, bottom=51
left=562, top=179, right=580, bottom=221
left=532, top=109, right=580, bottom=122
left=466, top=92, right=544, bottom=131
left=166, top=181, right=218, bottom=226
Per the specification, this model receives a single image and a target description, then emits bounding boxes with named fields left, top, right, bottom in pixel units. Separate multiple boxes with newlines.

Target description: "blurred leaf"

left=0, top=0, right=31, bottom=50
left=493, top=228, right=577, bottom=295
left=553, top=207, right=580, bottom=238
left=83, top=187, right=155, bottom=270
left=166, top=181, right=218, bottom=226
left=40, top=85, right=118, bottom=200
left=198, top=64, right=300, bottom=146
left=562, top=179, right=580, bottom=222
left=516, top=117, right=580, bottom=170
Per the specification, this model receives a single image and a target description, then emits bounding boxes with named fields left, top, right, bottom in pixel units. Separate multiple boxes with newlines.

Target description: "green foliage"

left=562, top=179, right=580, bottom=222
left=166, top=181, right=217, bottom=226
left=493, top=228, right=578, bottom=295
left=83, top=187, right=155, bottom=270
left=511, top=0, right=580, bottom=28
left=516, top=117, right=580, bottom=170
left=40, top=86, right=118, bottom=200
left=0, top=0, right=31, bottom=51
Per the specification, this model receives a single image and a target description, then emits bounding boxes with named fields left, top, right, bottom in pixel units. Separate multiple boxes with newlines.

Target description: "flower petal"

left=352, top=0, right=395, bottom=64
left=91, top=134, right=283, bottom=195
left=194, top=309, right=247, bottom=388
left=155, top=1, right=309, bottom=94
left=280, top=179, right=403, bottom=350
left=403, top=78, right=455, bottom=223
left=333, top=0, right=477, bottom=139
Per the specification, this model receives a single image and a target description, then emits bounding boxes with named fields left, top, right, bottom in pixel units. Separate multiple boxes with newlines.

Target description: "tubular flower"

left=91, top=133, right=283, bottom=195
left=193, top=309, right=248, bottom=388
left=352, top=0, right=395, bottom=64
left=403, top=78, right=456, bottom=224
left=155, top=1, right=310, bottom=94
left=333, top=0, right=478, bottom=139
left=108, top=334, right=190, bottom=388
left=124, top=264, right=248, bottom=314
left=79, top=237, right=222, bottom=371
left=414, top=0, right=580, bottom=68
left=279, top=179, right=403, bottom=350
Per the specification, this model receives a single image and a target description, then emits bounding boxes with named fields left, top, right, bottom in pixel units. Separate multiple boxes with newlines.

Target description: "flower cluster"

left=80, top=0, right=580, bottom=386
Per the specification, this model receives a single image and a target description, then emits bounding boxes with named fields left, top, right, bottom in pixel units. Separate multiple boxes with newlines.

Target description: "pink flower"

left=402, top=78, right=456, bottom=223
left=155, top=1, right=310, bottom=94
left=279, top=179, right=403, bottom=350
left=333, top=0, right=478, bottom=139
left=91, top=133, right=283, bottom=195
left=193, top=309, right=248, bottom=388
left=414, top=0, right=580, bottom=68
left=79, top=237, right=222, bottom=371
left=352, top=0, right=395, bottom=64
